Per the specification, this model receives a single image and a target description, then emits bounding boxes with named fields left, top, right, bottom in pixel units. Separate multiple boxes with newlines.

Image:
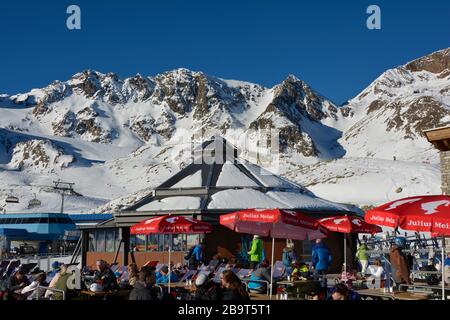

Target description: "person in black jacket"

left=129, top=266, right=159, bottom=300
left=93, top=260, right=117, bottom=291
left=220, top=270, right=250, bottom=301
left=6, top=270, right=30, bottom=300
left=192, top=273, right=218, bottom=300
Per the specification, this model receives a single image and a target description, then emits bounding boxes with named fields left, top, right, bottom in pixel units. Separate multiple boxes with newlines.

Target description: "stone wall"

left=440, top=151, right=450, bottom=195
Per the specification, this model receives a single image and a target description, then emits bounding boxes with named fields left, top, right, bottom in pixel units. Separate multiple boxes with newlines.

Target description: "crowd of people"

left=1, top=235, right=446, bottom=301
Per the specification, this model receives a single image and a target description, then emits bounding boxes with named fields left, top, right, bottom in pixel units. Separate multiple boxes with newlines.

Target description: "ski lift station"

left=0, top=213, right=112, bottom=255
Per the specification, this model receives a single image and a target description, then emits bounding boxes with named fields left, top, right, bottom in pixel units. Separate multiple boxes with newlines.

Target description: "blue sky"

left=0, top=0, right=449, bottom=104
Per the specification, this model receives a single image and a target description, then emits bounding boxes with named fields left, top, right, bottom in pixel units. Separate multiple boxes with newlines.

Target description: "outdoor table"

left=159, top=281, right=193, bottom=289
left=276, top=279, right=322, bottom=299
left=398, top=283, right=450, bottom=299
left=356, top=288, right=432, bottom=300
left=80, top=289, right=130, bottom=300
left=249, top=293, right=278, bottom=300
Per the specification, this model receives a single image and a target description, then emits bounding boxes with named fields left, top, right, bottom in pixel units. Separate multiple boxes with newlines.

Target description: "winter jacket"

left=93, top=268, right=118, bottom=291
left=390, top=246, right=412, bottom=285
left=221, top=288, right=250, bottom=301
left=156, top=271, right=179, bottom=284
left=21, top=280, right=48, bottom=300
left=282, top=248, right=298, bottom=267
left=129, top=281, right=158, bottom=300
left=248, top=238, right=264, bottom=263
left=6, top=275, right=30, bottom=292
left=445, top=257, right=450, bottom=267
left=193, top=283, right=219, bottom=300
left=248, top=267, right=271, bottom=292
left=312, top=243, right=332, bottom=271
left=356, top=245, right=369, bottom=262
left=192, top=245, right=204, bottom=263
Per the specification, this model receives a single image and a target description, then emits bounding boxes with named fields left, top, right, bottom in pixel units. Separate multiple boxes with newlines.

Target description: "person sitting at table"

left=45, top=264, right=73, bottom=300
left=366, top=258, right=385, bottom=288
left=21, top=272, right=48, bottom=300
left=48, top=261, right=61, bottom=278
left=248, top=260, right=272, bottom=294
left=219, top=270, right=250, bottom=301
left=126, top=263, right=139, bottom=287
left=129, top=266, right=158, bottom=300
left=282, top=242, right=298, bottom=275
left=156, top=265, right=179, bottom=284
left=420, top=258, right=439, bottom=286
left=5, top=269, right=31, bottom=300
left=192, top=273, right=219, bottom=300
left=291, top=261, right=310, bottom=280
left=331, top=283, right=361, bottom=300
left=307, top=287, right=327, bottom=300
left=340, top=264, right=357, bottom=288
left=93, top=259, right=118, bottom=291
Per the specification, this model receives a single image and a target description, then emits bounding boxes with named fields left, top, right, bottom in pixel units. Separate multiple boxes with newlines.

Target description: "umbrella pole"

left=344, top=234, right=347, bottom=273
left=270, top=236, right=274, bottom=298
left=442, top=236, right=446, bottom=301
left=168, top=234, right=172, bottom=294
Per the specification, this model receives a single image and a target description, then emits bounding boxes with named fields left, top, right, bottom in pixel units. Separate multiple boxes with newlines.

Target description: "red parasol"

left=130, top=215, right=212, bottom=293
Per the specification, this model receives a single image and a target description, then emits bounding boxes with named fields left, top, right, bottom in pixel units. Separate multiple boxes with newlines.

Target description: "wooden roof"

left=423, top=126, right=450, bottom=151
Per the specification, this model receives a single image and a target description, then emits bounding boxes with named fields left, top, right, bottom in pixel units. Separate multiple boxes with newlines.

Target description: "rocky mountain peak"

left=405, top=47, right=450, bottom=76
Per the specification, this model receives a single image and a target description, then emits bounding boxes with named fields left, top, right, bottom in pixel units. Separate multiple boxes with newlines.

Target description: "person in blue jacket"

left=192, top=241, right=204, bottom=265
left=156, top=265, right=179, bottom=284
left=248, top=260, right=272, bottom=293
left=312, top=239, right=332, bottom=275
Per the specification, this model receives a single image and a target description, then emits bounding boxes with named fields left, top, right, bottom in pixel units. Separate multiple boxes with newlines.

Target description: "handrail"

left=36, top=286, right=66, bottom=300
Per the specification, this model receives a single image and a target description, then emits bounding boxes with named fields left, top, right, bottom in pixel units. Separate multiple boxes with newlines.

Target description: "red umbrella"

left=220, top=208, right=328, bottom=241
left=365, top=195, right=450, bottom=235
left=131, top=215, right=212, bottom=235
left=319, top=215, right=382, bottom=272
left=220, top=208, right=328, bottom=297
left=365, top=195, right=450, bottom=300
left=131, top=215, right=212, bottom=292
left=319, top=215, right=382, bottom=234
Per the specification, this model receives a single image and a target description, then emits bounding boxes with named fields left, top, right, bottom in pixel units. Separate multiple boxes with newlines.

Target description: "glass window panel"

left=186, top=234, right=199, bottom=249
left=163, top=234, right=171, bottom=252
left=88, top=231, right=96, bottom=252
left=115, top=229, right=122, bottom=252
left=97, top=230, right=106, bottom=252
left=105, top=230, right=114, bottom=252
left=134, top=234, right=146, bottom=252
left=172, top=234, right=183, bottom=252
left=146, top=234, right=159, bottom=252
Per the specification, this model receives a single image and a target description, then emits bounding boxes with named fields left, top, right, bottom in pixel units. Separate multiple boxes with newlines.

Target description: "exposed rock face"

left=9, top=139, right=74, bottom=171
left=342, top=47, right=450, bottom=161
left=2, top=47, right=450, bottom=167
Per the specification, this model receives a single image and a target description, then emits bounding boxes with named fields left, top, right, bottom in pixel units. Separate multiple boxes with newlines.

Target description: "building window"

left=134, top=234, right=146, bottom=252
left=146, top=234, right=159, bottom=252
left=115, top=229, right=122, bottom=252
left=88, top=231, right=96, bottom=252
left=97, top=230, right=106, bottom=252
left=105, top=230, right=115, bottom=252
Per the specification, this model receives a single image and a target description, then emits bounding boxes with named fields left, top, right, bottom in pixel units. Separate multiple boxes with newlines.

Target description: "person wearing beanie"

left=48, top=261, right=61, bottom=278
left=192, top=273, right=218, bottom=300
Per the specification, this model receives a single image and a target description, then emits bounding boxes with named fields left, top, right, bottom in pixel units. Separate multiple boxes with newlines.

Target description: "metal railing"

left=35, top=286, right=66, bottom=300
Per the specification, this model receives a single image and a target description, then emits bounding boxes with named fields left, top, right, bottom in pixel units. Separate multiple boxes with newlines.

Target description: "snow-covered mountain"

left=0, top=48, right=449, bottom=213
left=341, top=48, right=450, bottom=162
